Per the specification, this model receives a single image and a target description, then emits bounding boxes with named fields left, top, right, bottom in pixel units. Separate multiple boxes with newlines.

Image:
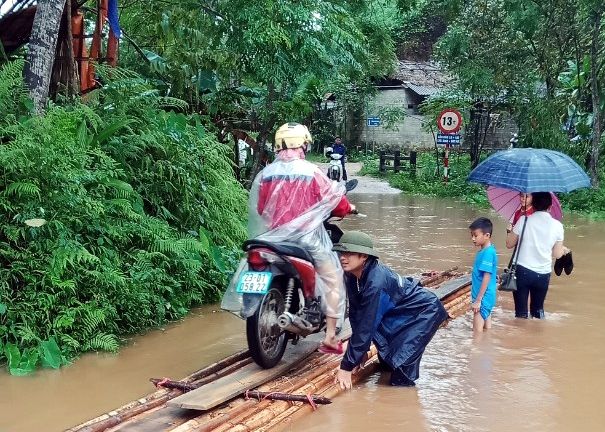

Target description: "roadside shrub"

left=0, top=62, right=247, bottom=374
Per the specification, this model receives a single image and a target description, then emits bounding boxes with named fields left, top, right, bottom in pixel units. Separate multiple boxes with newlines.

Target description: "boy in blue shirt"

left=469, top=217, right=498, bottom=332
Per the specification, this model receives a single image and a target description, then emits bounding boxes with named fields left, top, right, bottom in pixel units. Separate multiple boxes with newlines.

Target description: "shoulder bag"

left=499, top=215, right=528, bottom=292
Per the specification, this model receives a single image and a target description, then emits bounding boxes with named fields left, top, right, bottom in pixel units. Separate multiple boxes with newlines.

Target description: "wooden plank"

left=110, top=406, right=196, bottom=432
left=432, top=274, right=471, bottom=300
left=168, top=340, right=321, bottom=411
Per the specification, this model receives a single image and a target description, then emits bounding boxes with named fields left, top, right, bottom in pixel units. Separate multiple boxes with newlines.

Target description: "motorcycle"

left=324, top=146, right=343, bottom=182
left=221, top=180, right=358, bottom=368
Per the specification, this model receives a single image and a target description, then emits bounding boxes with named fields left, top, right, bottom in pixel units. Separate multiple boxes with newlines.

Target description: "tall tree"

left=24, top=0, right=66, bottom=113
left=587, top=1, right=605, bottom=186
left=118, top=0, right=399, bottom=182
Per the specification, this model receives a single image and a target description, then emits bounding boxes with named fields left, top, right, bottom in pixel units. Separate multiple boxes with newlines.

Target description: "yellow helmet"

left=274, top=122, right=312, bottom=152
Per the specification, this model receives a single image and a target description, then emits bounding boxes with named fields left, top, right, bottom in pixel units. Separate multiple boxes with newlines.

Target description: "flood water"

left=3, top=192, right=605, bottom=431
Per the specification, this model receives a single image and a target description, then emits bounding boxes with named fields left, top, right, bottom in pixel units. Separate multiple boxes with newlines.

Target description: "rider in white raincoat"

left=247, top=123, right=354, bottom=351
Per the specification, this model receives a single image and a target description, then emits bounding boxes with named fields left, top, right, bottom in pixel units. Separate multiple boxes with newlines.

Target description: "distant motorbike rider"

left=331, top=136, right=348, bottom=181
left=248, top=122, right=355, bottom=352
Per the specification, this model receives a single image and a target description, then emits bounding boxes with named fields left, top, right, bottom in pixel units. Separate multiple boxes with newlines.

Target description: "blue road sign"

left=367, top=117, right=381, bottom=127
left=437, top=133, right=461, bottom=146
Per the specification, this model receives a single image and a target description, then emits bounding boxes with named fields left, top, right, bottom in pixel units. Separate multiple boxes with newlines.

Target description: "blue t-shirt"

left=471, top=244, right=498, bottom=306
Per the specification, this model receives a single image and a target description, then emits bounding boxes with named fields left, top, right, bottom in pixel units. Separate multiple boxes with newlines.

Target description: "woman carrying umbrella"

left=469, top=148, right=589, bottom=319
left=505, top=192, right=571, bottom=318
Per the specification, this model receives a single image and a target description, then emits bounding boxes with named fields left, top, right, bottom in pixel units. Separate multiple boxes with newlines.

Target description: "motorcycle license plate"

left=236, top=271, right=273, bottom=294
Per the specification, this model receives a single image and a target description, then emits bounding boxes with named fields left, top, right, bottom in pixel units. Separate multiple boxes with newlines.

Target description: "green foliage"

left=429, top=0, right=605, bottom=183
left=117, top=0, right=400, bottom=176
left=360, top=152, right=488, bottom=205
left=361, top=152, right=605, bottom=217
left=0, top=62, right=247, bottom=373
left=558, top=179, right=605, bottom=218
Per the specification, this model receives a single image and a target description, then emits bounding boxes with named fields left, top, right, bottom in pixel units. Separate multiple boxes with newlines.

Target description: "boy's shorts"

left=473, top=297, right=494, bottom=320
left=478, top=305, right=493, bottom=320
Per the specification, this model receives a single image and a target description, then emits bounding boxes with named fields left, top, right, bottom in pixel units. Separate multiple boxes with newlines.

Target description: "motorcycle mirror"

left=345, top=179, right=358, bottom=192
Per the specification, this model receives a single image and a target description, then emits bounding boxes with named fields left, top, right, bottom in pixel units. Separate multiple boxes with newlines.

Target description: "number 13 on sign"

left=437, top=109, right=462, bottom=134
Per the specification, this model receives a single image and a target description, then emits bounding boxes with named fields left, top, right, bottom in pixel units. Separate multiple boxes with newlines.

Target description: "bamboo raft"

left=67, top=268, right=470, bottom=432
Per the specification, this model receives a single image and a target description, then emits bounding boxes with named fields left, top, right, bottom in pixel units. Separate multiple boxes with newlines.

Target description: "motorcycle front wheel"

left=328, top=167, right=341, bottom=182
left=246, top=287, right=288, bottom=368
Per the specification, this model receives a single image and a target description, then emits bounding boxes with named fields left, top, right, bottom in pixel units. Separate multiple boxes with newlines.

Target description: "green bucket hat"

left=332, top=231, right=379, bottom=258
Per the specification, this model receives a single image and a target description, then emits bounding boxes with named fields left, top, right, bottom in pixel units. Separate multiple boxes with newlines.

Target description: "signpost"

left=367, top=117, right=381, bottom=127
left=436, top=109, right=463, bottom=182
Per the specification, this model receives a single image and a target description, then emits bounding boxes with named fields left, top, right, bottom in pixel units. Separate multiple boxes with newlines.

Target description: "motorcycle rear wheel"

left=246, top=287, right=288, bottom=368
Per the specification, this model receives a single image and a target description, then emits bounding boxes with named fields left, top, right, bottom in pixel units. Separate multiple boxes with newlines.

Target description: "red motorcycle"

left=229, top=180, right=358, bottom=368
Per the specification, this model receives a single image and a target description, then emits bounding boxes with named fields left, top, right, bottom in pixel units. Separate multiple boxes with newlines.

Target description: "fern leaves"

left=4, top=181, right=41, bottom=199
left=0, top=60, right=247, bottom=374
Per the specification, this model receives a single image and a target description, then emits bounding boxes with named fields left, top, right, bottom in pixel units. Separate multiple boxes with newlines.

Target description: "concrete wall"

left=358, top=88, right=518, bottom=151
left=360, top=88, right=435, bottom=149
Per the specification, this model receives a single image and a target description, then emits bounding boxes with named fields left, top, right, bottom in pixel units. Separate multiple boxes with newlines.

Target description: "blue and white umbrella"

left=467, top=148, right=591, bottom=193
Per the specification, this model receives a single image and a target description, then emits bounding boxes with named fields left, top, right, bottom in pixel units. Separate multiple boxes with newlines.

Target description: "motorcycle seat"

left=243, top=239, right=315, bottom=264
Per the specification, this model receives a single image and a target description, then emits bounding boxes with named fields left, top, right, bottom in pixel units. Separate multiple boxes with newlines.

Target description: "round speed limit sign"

left=437, top=109, right=462, bottom=134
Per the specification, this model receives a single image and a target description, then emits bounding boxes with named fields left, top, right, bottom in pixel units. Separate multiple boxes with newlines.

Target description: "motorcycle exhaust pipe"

left=277, top=312, right=294, bottom=330
left=278, top=312, right=317, bottom=335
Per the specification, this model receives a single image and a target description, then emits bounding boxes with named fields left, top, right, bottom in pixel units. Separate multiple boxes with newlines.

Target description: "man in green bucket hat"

left=333, top=231, right=448, bottom=389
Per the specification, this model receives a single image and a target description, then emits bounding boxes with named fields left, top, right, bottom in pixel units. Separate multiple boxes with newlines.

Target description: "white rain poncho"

left=222, top=149, right=350, bottom=319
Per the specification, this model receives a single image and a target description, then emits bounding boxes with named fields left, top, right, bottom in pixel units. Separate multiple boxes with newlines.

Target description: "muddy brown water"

left=2, top=193, right=605, bottom=431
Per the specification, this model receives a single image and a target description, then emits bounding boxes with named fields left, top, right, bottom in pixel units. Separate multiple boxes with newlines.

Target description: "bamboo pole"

left=259, top=358, right=381, bottom=432
left=448, top=301, right=470, bottom=319
left=443, top=290, right=471, bottom=310
left=446, top=294, right=471, bottom=317
left=440, top=285, right=471, bottom=303
left=217, top=374, right=338, bottom=432
left=446, top=294, right=471, bottom=312
left=217, top=346, right=380, bottom=432
left=420, top=266, right=459, bottom=286
left=443, top=292, right=470, bottom=310
left=243, top=391, right=331, bottom=405
left=185, top=350, right=250, bottom=383
left=170, top=354, right=344, bottom=432
left=71, top=390, right=181, bottom=432
left=150, top=356, right=253, bottom=392
left=184, top=357, right=345, bottom=432
left=68, top=350, right=250, bottom=432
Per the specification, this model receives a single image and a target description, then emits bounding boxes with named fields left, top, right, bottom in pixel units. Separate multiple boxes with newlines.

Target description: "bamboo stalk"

left=149, top=378, right=197, bottom=392
left=174, top=355, right=344, bottom=432
left=441, top=285, right=471, bottom=303
left=219, top=375, right=337, bottom=432
left=243, top=391, right=331, bottom=405
left=448, top=302, right=470, bottom=319
left=150, top=357, right=254, bottom=392
left=185, top=350, right=250, bottom=383
left=445, top=289, right=470, bottom=305
left=420, top=266, right=459, bottom=286
left=220, top=346, right=379, bottom=432
left=69, top=350, right=250, bottom=432
left=446, top=296, right=471, bottom=317
left=175, top=373, right=338, bottom=432
left=200, top=360, right=343, bottom=432
left=446, top=299, right=471, bottom=317
left=260, top=359, right=381, bottom=432
left=444, top=291, right=471, bottom=310
left=66, top=389, right=173, bottom=432
left=72, top=390, right=180, bottom=432
left=71, top=271, right=469, bottom=432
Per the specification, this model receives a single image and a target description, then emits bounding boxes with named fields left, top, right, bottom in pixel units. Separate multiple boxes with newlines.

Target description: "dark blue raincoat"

left=340, top=259, right=448, bottom=385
